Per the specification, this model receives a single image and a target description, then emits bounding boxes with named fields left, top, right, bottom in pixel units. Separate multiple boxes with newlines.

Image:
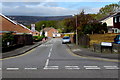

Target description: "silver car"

left=62, top=36, right=71, bottom=44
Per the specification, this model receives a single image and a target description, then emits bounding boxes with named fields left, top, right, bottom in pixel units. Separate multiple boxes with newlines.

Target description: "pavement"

left=67, top=44, right=120, bottom=60
left=1, top=40, right=49, bottom=59
left=1, top=38, right=120, bottom=79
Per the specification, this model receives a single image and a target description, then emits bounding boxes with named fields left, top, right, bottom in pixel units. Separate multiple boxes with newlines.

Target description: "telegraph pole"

left=75, top=15, right=78, bottom=45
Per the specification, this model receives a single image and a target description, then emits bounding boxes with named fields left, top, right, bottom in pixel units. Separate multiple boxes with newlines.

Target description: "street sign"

left=101, top=42, right=112, bottom=46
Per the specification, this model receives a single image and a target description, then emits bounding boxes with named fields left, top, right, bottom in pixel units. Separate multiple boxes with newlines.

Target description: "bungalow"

left=40, top=27, right=60, bottom=38
left=0, top=13, right=39, bottom=36
left=100, top=12, right=120, bottom=33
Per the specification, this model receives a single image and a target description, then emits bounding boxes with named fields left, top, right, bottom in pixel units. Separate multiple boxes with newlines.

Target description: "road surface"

left=1, top=38, right=120, bottom=79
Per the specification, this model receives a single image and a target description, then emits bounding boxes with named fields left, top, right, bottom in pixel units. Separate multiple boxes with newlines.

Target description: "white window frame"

left=119, top=17, right=120, bottom=22
left=115, top=17, right=117, bottom=23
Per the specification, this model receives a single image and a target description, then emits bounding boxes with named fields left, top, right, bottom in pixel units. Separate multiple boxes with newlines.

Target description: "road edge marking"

left=1, top=49, right=36, bottom=60
left=66, top=48, right=120, bottom=62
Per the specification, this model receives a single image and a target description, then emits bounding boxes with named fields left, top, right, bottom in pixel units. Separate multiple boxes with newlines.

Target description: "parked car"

left=114, top=35, right=120, bottom=44
left=62, top=36, right=71, bottom=44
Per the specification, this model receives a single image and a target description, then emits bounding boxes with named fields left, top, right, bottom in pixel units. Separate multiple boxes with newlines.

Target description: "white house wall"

left=101, top=17, right=113, bottom=27
left=45, top=32, right=47, bottom=37
left=53, top=33, right=61, bottom=37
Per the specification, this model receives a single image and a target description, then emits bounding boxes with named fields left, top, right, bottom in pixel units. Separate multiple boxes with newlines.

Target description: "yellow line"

left=0, top=49, right=36, bottom=60
left=66, top=49, right=120, bottom=62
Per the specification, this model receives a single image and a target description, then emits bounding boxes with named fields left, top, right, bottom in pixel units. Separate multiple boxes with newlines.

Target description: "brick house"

left=100, top=12, right=120, bottom=33
left=40, top=27, right=59, bottom=38
left=0, top=14, right=39, bottom=36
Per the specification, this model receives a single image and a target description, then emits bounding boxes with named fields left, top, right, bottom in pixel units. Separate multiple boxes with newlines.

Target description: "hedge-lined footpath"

left=1, top=39, right=49, bottom=59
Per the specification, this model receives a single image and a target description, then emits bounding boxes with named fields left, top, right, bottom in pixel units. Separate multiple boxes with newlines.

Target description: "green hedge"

left=2, top=32, right=14, bottom=48
left=33, top=36, right=45, bottom=42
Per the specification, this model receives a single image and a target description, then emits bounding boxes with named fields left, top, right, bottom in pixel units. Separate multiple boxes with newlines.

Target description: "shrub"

left=33, top=36, right=45, bottom=42
left=2, top=32, right=14, bottom=48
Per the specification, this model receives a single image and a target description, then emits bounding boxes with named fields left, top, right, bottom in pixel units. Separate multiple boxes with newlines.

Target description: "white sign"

left=101, top=42, right=112, bottom=46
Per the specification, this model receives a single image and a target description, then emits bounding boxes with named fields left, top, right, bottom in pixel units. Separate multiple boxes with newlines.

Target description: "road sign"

left=101, top=42, right=112, bottom=46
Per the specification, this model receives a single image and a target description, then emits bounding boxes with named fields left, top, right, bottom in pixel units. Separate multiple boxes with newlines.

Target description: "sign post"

left=101, top=42, right=113, bottom=53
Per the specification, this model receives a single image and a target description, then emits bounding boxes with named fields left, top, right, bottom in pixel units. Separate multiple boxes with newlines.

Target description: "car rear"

left=62, top=36, right=71, bottom=44
left=114, top=35, right=120, bottom=44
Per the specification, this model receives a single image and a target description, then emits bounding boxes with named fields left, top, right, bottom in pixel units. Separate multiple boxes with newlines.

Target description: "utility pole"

left=75, top=15, right=78, bottom=45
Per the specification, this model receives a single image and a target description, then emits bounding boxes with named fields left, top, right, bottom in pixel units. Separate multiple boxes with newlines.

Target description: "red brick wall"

left=47, top=28, right=58, bottom=37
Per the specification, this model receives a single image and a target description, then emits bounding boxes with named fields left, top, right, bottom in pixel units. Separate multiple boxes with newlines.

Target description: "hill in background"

left=7, top=15, right=72, bottom=26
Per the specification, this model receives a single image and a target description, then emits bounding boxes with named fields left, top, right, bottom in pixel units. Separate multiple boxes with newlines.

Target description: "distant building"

left=40, top=27, right=60, bottom=38
left=30, top=24, right=40, bottom=36
left=99, top=12, right=120, bottom=33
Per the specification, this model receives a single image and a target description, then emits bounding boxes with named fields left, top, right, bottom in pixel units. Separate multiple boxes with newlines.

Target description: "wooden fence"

left=78, top=34, right=90, bottom=47
left=14, top=34, right=33, bottom=45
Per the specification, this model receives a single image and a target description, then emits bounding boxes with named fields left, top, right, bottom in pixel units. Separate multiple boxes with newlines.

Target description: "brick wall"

left=47, top=28, right=58, bottom=38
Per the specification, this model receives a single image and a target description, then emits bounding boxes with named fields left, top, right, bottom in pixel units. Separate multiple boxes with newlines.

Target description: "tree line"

left=34, top=3, right=119, bottom=34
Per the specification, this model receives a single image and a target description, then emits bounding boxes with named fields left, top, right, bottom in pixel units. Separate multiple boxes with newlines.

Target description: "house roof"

left=99, top=15, right=112, bottom=21
left=0, top=13, right=34, bottom=33
left=0, top=13, right=17, bottom=25
left=43, top=27, right=57, bottom=32
left=99, top=12, right=120, bottom=22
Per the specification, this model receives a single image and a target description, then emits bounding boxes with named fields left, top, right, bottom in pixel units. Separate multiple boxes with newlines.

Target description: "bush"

left=2, top=32, right=14, bottom=48
left=33, top=36, right=45, bottom=42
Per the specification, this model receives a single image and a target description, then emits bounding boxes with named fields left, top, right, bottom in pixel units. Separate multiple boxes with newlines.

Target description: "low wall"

left=93, top=43, right=120, bottom=53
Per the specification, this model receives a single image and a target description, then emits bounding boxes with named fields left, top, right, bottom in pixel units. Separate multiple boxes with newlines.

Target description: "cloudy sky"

left=0, top=1, right=119, bottom=16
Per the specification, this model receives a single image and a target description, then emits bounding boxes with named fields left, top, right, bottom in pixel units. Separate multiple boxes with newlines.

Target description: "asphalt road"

left=1, top=38, right=120, bottom=79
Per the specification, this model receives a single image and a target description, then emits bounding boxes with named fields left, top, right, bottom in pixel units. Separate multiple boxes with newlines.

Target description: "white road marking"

left=24, top=68, right=37, bottom=70
left=65, top=66, right=79, bottom=67
left=6, top=68, right=19, bottom=70
left=48, top=52, right=51, bottom=57
left=50, top=48, right=53, bottom=52
left=43, top=68, right=59, bottom=70
left=104, top=66, right=119, bottom=69
left=43, top=66, right=59, bottom=70
left=47, top=66, right=58, bottom=68
left=84, top=66, right=98, bottom=67
left=65, top=67, right=80, bottom=69
left=84, top=66, right=100, bottom=70
left=39, top=44, right=53, bottom=47
left=85, top=68, right=100, bottom=70
left=0, top=68, right=1, bottom=70
left=105, top=67, right=119, bottom=69
left=65, top=66, right=80, bottom=69
left=45, top=59, right=49, bottom=67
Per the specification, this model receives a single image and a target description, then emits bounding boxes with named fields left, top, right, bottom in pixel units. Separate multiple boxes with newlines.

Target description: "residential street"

left=1, top=38, right=120, bottom=78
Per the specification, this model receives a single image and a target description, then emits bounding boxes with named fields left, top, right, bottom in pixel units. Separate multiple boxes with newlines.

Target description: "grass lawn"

left=89, top=33, right=119, bottom=46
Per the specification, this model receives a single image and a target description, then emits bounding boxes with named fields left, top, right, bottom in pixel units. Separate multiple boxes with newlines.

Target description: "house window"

left=114, top=17, right=117, bottom=23
left=119, top=17, right=120, bottom=22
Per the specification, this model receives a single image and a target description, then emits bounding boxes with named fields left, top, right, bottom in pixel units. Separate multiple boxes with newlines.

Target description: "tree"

left=99, top=4, right=119, bottom=15
left=96, top=3, right=120, bottom=20
left=35, top=20, right=58, bottom=31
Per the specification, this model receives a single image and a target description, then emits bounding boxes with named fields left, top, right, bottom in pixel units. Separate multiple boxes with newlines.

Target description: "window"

left=114, top=17, right=117, bottom=23
left=119, top=17, right=120, bottom=22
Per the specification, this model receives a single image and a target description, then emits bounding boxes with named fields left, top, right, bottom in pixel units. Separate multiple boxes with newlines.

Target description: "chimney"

left=31, top=24, right=35, bottom=32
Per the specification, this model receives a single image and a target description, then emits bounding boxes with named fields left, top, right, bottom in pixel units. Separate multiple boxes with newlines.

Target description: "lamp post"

left=74, top=14, right=78, bottom=45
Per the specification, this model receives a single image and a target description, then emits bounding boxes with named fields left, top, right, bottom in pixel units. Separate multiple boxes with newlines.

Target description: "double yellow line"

left=66, top=48, right=120, bottom=62
left=0, top=49, right=35, bottom=60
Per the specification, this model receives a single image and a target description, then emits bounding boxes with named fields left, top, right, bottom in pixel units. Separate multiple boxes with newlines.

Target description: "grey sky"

left=1, top=1, right=119, bottom=16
